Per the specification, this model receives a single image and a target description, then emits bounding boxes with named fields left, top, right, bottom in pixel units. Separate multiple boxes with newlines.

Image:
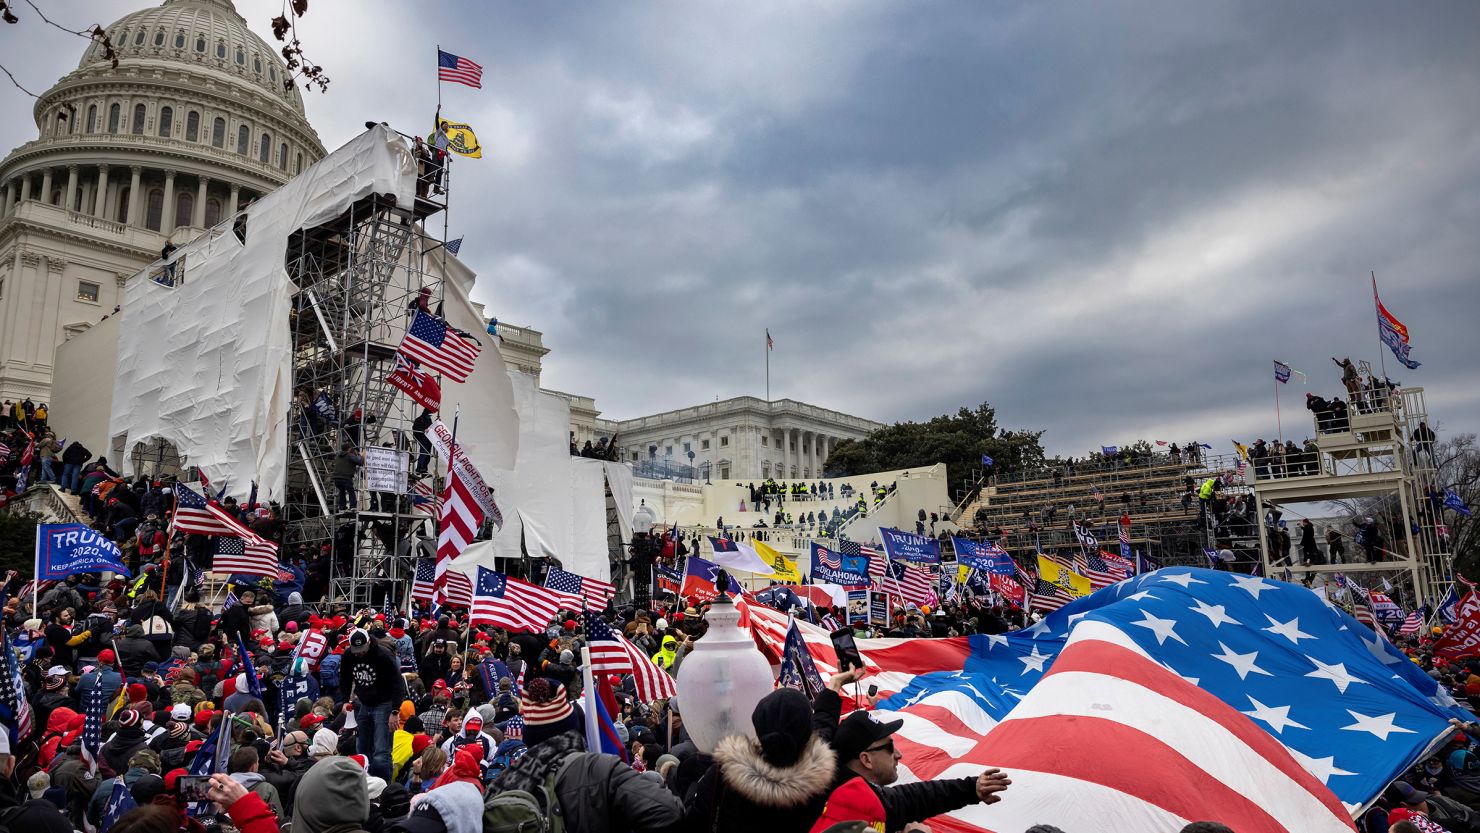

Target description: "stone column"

left=2, top=180, right=14, bottom=216
left=780, top=428, right=789, bottom=479
left=194, top=176, right=209, bottom=227
left=18, top=174, right=32, bottom=203
left=63, top=165, right=79, bottom=212
left=39, top=169, right=53, bottom=205
left=228, top=183, right=240, bottom=216
left=127, top=166, right=143, bottom=226
left=162, top=172, right=177, bottom=233
left=93, top=165, right=110, bottom=217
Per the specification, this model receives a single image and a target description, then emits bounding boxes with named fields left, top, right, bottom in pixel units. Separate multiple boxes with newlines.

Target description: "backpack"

left=318, top=653, right=341, bottom=690
left=483, top=752, right=580, bottom=833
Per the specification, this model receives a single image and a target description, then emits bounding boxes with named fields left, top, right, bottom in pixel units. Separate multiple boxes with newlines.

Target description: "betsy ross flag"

left=544, top=567, right=616, bottom=612
left=399, top=310, right=481, bottom=382
left=436, top=466, right=484, bottom=605
left=470, top=567, right=563, bottom=633
left=583, top=612, right=677, bottom=701
left=881, top=561, right=932, bottom=607
left=411, top=557, right=473, bottom=608
left=437, top=49, right=483, bottom=88
left=387, top=354, right=441, bottom=411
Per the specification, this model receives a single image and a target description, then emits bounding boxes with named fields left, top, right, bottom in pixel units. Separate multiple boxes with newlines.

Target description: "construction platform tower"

left=281, top=191, right=447, bottom=608
left=1252, top=386, right=1451, bottom=608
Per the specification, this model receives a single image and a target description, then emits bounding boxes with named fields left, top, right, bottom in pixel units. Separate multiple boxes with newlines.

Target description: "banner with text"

left=810, top=543, right=871, bottom=586
left=878, top=527, right=941, bottom=565
left=429, top=419, right=498, bottom=520
left=952, top=536, right=1015, bottom=576
left=36, top=523, right=130, bottom=579
left=1434, top=592, right=1480, bottom=660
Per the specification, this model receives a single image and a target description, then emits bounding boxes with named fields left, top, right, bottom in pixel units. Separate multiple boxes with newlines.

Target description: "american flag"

left=740, top=569, right=1461, bottom=830
left=470, top=567, right=562, bottom=634
left=100, top=778, right=138, bottom=833
left=584, top=612, right=677, bottom=702
left=0, top=627, right=33, bottom=745
left=837, top=541, right=885, bottom=585
left=436, top=466, right=484, bottom=604
left=412, top=479, right=442, bottom=516
left=1398, top=610, right=1424, bottom=638
left=881, top=560, right=932, bottom=607
left=544, top=567, right=617, bottom=612
left=81, top=681, right=106, bottom=774
left=173, top=483, right=238, bottom=535
left=437, top=49, right=483, bottom=88
left=212, top=535, right=280, bottom=577
left=387, top=354, right=441, bottom=411
left=411, top=557, right=473, bottom=608
left=1027, top=574, right=1073, bottom=612
left=445, top=237, right=463, bottom=256
left=1077, top=551, right=1131, bottom=590
left=399, top=310, right=480, bottom=382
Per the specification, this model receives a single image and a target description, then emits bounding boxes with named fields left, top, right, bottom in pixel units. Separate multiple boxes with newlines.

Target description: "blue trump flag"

left=35, top=523, right=130, bottom=579
left=778, top=619, right=826, bottom=700
left=874, top=567, right=1474, bottom=811
left=952, top=536, right=1015, bottom=576
left=235, top=635, right=263, bottom=700
left=810, top=543, right=870, bottom=586
left=1101, top=445, right=1119, bottom=457
left=1445, top=489, right=1473, bottom=518
left=877, top=527, right=941, bottom=565
left=980, top=454, right=994, bottom=467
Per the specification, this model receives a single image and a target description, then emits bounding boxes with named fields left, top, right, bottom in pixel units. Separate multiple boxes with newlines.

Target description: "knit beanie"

left=520, top=678, right=582, bottom=748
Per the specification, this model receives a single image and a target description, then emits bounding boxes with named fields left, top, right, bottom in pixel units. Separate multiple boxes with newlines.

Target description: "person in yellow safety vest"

left=1198, top=477, right=1220, bottom=521
left=653, top=635, right=679, bottom=671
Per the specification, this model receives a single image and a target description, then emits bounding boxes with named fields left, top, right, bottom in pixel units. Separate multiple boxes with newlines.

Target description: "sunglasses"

left=864, top=739, right=895, bottom=755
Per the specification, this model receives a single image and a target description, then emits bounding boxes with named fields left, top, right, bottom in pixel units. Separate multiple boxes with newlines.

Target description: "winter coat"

left=113, top=632, right=160, bottom=676
left=292, top=757, right=372, bottom=833
left=687, top=733, right=837, bottom=833
left=172, top=604, right=213, bottom=650
left=823, top=764, right=979, bottom=833
left=226, top=791, right=281, bottom=833
left=493, top=730, right=685, bottom=833
left=229, top=770, right=285, bottom=820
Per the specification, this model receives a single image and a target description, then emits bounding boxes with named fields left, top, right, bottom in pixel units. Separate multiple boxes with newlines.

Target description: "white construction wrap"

left=108, top=125, right=416, bottom=498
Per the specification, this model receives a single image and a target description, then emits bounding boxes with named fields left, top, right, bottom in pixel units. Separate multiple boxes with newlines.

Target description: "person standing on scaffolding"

left=1333, top=356, right=1364, bottom=411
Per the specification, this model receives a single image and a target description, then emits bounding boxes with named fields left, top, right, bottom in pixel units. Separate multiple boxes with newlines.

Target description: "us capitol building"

left=1, top=0, right=880, bottom=483
left=0, top=0, right=324, bottom=404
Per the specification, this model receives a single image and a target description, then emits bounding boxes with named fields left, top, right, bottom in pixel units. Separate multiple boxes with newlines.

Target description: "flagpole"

left=1274, top=376, right=1283, bottom=446
left=765, top=329, right=770, bottom=402
left=1372, top=272, right=1389, bottom=385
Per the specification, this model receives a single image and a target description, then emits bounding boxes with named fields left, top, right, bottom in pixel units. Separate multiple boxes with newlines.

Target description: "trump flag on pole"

left=36, top=523, right=130, bottom=579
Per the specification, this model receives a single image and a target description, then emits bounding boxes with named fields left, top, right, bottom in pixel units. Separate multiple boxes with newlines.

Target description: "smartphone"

left=830, top=627, right=864, bottom=671
left=867, top=684, right=879, bottom=697
left=176, top=774, right=213, bottom=803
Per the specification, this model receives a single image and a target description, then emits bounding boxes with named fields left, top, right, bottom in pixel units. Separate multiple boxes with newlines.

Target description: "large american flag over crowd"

left=739, top=567, right=1471, bottom=831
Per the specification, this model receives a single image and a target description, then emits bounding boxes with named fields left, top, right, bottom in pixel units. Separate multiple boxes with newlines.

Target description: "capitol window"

left=154, top=30, right=165, bottom=47
left=761, top=436, right=769, bottom=447
left=236, top=47, right=245, bottom=66
left=107, top=103, right=120, bottom=133
left=259, top=133, right=271, bottom=163
left=145, top=189, right=163, bottom=231
left=254, top=56, right=262, bottom=74
left=158, top=106, right=173, bottom=138
left=175, top=31, right=185, bottom=49
left=205, top=198, right=221, bottom=227
left=701, top=439, right=710, bottom=450
left=134, top=30, right=146, bottom=45
left=86, top=105, right=97, bottom=133
left=279, top=142, right=288, bottom=170
left=269, top=67, right=277, bottom=82
left=237, top=125, right=250, bottom=154
left=195, top=36, right=206, bottom=53
left=176, top=191, right=194, bottom=226
left=132, top=103, right=147, bottom=135
left=212, top=117, right=226, bottom=148
left=77, top=281, right=100, bottom=303
left=216, top=41, right=226, bottom=59
left=186, top=111, right=199, bottom=142
left=721, top=436, right=730, bottom=447
left=295, top=152, right=303, bottom=173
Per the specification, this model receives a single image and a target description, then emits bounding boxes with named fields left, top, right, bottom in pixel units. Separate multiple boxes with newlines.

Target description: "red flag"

left=1434, top=592, right=1480, bottom=660
left=387, top=354, right=441, bottom=412
left=435, top=466, right=484, bottom=605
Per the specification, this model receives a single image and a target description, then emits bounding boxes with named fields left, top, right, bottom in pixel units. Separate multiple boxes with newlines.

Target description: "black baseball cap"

left=389, top=804, right=446, bottom=833
left=832, top=710, right=904, bottom=760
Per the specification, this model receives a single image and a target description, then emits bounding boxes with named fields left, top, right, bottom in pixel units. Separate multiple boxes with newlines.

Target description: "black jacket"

left=339, top=643, right=407, bottom=706
left=220, top=603, right=251, bottom=646
left=825, top=767, right=977, bottom=832
left=687, top=734, right=837, bottom=833
left=113, top=634, right=160, bottom=677
left=496, top=730, right=685, bottom=833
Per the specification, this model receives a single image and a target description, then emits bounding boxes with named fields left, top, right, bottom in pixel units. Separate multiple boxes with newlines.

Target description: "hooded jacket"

left=292, top=757, right=371, bottom=833
left=652, top=637, right=678, bottom=670
left=38, top=706, right=81, bottom=768
left=415, top=781, right=485, bottom=833
left=229, top=770, right=286, bottom=820
left=439, top=712, right=495, bottom=763
left=687, top=734, right=837, bottom=833
left=492, top=730, right=684, bottom=833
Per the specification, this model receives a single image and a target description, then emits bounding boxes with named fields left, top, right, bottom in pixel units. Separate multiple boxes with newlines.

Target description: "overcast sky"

left=5, top=1, right=1479, bottom=457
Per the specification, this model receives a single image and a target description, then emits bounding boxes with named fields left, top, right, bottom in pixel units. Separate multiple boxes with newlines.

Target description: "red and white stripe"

left=413, top=480, right=442, bottom=516
left=931, top=623, right=1356, bottom=833
left=441, top=569, right=474, bottom=608
left=470, top=576, right=561, bottom=634
left=593, top=634, right=678, bottom=702
left=882, top=562, right=934, bottom=607
left=204, top=503, right=279, bottom=574
left=436, top=470, right=484, bottom=605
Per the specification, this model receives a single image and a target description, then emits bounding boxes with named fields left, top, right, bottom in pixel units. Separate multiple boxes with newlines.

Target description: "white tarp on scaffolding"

left=450, top=371, right=611, bottom=583
left=109, top=126, right=416, bottom=498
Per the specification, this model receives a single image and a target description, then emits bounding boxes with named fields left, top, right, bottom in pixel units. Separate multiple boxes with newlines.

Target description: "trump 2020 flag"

left=36, top=523, right=130, bottom=579
left=680, top=555, right=743, bottom=603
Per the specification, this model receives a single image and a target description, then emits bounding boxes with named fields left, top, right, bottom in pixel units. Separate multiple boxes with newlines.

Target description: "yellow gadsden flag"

left=754, top=540, right=804, bottom=583
left=1037, top=554, right=1091, bottom=598
left=435, top=119, right=482, bottom=158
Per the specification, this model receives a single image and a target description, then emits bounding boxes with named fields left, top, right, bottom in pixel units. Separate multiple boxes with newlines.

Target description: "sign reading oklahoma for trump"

left=35, top=523, right=131, bottom=579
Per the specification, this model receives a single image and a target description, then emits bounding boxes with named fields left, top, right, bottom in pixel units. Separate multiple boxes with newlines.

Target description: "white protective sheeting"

left=422, top=243, right=518, bottom=472
left=600, top=460, right=635, bottom=544
left=109, top=126, right=416, bottom=498
left=449, top=371, right=610, bottom=582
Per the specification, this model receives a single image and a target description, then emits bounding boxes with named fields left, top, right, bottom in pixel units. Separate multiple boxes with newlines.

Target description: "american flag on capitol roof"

left=436, top=49, right=483, bottom=88
left=740, top=568, right=1472, bottom=831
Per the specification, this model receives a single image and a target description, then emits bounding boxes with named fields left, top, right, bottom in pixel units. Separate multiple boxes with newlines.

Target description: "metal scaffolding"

left=281, top=191, right=447, bottom=607
left=1252, top=386, right=1452, bottom=608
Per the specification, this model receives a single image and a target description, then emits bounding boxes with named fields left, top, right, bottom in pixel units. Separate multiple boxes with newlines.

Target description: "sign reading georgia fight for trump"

left=35, top=523, right=131, bottom=579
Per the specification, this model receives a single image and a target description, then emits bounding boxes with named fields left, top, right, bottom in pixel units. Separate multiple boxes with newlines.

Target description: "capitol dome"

left=0, top=0, right=327, bottom=402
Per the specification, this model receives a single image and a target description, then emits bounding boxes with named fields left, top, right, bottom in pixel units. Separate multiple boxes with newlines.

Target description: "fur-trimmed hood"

left=714, top=733, right=837, bottom=809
